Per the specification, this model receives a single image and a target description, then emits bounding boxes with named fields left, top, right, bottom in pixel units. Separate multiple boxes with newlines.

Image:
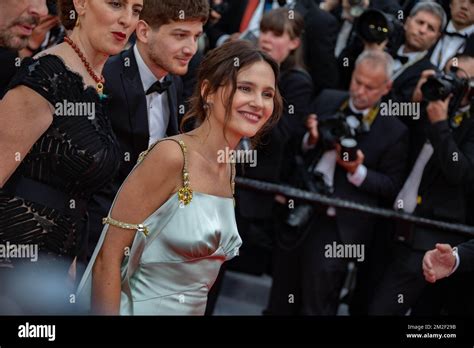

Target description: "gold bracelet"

left=102, top=216, right=149, bottom=236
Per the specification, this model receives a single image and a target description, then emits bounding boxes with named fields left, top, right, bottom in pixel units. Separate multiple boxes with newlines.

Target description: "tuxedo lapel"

left=166, top=75, right=179, bottom=136
left=121, top=46, right=149, bottom=152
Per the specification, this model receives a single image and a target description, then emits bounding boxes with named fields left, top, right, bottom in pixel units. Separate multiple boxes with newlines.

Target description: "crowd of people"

left=0, top=0, right=474, bottom=316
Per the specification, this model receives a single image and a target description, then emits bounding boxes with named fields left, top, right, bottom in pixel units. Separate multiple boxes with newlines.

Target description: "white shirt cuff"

left=216, top=34, right=230, bottom=47
left=347, top=164, right=367, bottom=187
left=449, top=249, right=460, bottom=276
left=302, top=132, right=316, bottom=152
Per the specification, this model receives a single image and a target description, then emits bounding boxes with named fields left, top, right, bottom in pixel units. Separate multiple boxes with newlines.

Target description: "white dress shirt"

left=133, top=45, right=170, bottom=147
left=394, top=142, right=434, bottom=213
left=430, top=21, right=474, bottom=69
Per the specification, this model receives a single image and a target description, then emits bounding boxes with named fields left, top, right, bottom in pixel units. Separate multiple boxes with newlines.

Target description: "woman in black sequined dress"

left=0, top=0, right=143, bottom=314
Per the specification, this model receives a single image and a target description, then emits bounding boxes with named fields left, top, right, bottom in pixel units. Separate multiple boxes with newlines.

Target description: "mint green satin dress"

left=76, top=139, right=242, bottom=315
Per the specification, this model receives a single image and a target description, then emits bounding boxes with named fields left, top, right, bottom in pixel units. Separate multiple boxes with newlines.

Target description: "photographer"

left=335, top=0, right=402, bottom=89
left=369, top=55, right=474, bottom=315
left=338, top=1, right=446, bottom=102
left=266, top=50, right=409, bottom=315
left=333, top=0, right=401, bottom=59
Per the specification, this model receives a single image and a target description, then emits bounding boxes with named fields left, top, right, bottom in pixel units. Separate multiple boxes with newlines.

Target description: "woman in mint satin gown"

left=77, top=40, right=283, bottom=315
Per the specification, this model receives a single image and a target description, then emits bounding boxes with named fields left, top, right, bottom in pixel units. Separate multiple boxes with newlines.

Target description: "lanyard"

left=451, top=109, right=471, bottom=128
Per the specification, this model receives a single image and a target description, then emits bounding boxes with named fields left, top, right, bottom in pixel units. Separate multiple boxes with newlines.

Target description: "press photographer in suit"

left=369, top=55, right=474, bottom=315
left=338, top=1, right=446, bottom=105
left=87, top=0, right=209, bottom=257
left=266, top=50, right=409, bottom=315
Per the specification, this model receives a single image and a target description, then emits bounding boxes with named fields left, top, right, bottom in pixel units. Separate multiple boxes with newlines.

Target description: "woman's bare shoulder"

left=33, top=42, right=68, bottom=59
left=141, top=138, right=187, bottom=172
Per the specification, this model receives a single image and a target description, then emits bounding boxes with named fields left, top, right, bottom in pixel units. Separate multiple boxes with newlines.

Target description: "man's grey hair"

left=355, top=50, right=394, bottom=80
left=409, top=0, right=447, bottom=32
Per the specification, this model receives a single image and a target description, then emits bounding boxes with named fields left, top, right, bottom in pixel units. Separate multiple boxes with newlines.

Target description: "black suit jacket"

left=304, top=89, right=409, bottom=245
left=293, top=1, right=339, bottom=95
left=86, top=45, right=183, bottom=254
left=206, top=0, right=249, bottom=48
left=0, top=48, right=20, bottom=99
left=389, top=55, right=436, bottom=104
left=458, top=238, right=474, bottom=273
left=408, top=114, right=474, bottom=250
left=103, top=45, right=182, bottom=177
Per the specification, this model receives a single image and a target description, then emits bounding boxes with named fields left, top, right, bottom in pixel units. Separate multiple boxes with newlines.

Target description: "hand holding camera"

left=419, top=66, right=471, bottom=120
left=426, top=96, right=451, bottom=124
left=412, top=69, right=437, bottom=103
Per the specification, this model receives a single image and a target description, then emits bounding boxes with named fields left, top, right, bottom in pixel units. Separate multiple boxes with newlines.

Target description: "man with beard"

left=86, top=0, right=209, bottom=261
left=0, top=0, right=47, bottom=98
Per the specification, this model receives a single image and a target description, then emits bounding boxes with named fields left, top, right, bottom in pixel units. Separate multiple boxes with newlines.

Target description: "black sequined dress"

left=0, top=55, right=120, bottom=273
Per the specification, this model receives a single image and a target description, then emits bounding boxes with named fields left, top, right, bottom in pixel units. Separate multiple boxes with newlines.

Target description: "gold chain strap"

left=104, top=139, right=192, bottom=236
left=231, top=161, right=236, bottom=207
left=102, top=216, right=149, bottom=236
left=177, top=139, right=193, bottom=205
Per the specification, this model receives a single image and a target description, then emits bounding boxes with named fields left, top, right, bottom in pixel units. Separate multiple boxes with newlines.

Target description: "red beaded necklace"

left=64, top=36, right=105, bottom=98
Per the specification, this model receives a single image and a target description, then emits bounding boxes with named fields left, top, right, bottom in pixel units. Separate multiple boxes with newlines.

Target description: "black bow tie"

left=345, top=107, right=363, bottom=120
left=393, top=54, right=409, bottom=65
left=444, top=30, right=468, bottom=39
left=146, top=79, right=171, bottom=95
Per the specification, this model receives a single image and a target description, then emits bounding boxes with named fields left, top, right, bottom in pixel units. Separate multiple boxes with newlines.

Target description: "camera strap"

left=450, top=108, right=471, bottom=128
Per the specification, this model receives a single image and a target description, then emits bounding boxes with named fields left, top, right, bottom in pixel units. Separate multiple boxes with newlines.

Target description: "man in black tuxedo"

left=266, top=50, right=409, bottom=315
left=369, top=55, right=474, bottom=315
left=429, top=0, right=474, bottom=70
left=387, top=2, right=446, bottom=104
left=0, top=0, right=47, bottom=98
left=372, top=2, right=446, bottom=166
left=86, top=0, right=209, bottom=258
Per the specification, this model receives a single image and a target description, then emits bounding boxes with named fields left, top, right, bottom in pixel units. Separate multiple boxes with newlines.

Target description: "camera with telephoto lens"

left=284, top=111, right=359, bottom=230
left=421, top=66, right=471, bottom=117
left=354, top=9, right=404, bottom=46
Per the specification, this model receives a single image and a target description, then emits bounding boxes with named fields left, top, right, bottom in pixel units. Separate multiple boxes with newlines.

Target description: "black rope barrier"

left=235, top=177, right=474, bottom=238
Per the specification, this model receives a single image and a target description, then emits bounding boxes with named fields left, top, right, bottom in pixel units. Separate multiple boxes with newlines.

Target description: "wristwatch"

left=448, top=247, right=458, bottom=276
